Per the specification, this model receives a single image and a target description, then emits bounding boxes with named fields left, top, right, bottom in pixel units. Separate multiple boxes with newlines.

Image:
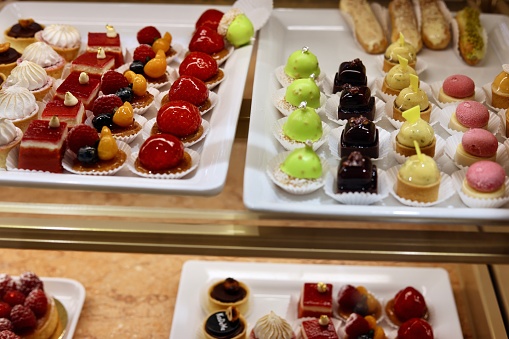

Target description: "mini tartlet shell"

left=444, top=133, right=509, bottom=170
left=266, top=151, right=328, bottom=195
left=323, top=169, right=389, bottom=205
left=155, top=90, right=218, bottom=116
left=452, top=168, right=509, bottom=208
left=387, top=165, right=455, bottom=207
left=324, top=95, right=385, bottom=125
left=429, top=80, right=486, bottom=108
left=142, top=117, right=210, bottom=147
left=116, top=64, right=176, bottom=89
left=384, top=98, right=441, bottom=129
left=178, top=68, right=227, bottom=91
left=438, top=103, right=502, bottom=136
left=273, top=117, right=331, bottom=151
left=274, top=65, right=327, bottom=89
left=328, top=125, right=391, bottom=161
left=373, top=77, right=432, bottom=104
left=62, top=140, right=130, bottom=175
left=376, top=55, right=428, bottom=75
left=391, top=130, right=446, bottom=164
left=482, top=82, right=508, bottom=114
left=272, top=87, right=327, bottom=117
left=127, top=148, right=200, bottom=179
left=85, top=113, right=147, bottom=145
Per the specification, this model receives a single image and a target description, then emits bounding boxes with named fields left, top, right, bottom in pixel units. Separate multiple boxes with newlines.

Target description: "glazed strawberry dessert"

left=165, top=75, right=210, bottom=111
left=135, top=134, right=191, bottom=174
left=298, top=282, right=333, bottom=318
left=337, top=284, right=382, bottom=320
left=155, top=100, right=203, bottom=143
left=195, top=9, right=224, bottom=30
left=343, top=313, right=385, bottom=339
left=189, top=25, right=228, bottom=61
left=87, top=25, right=124, bottom=68
left=179, top=51, right=223, bottom=88
left=0, top=272, right=61, bottom=339
left=385, top=286, right=429, bottom=326
left=397, top=318, right=434, bottom=339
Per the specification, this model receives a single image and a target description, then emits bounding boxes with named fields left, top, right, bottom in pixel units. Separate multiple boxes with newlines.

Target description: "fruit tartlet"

left=0, top=85, right=39, bottom=132
left=128, top=133, right=199, bottom=179
left=203, top=306, right=247, bottom=339
left=87, top=25, right=124, bottom=68
left=385, top=286, right=429, bottom=327
left=145, top=100, right=208, bottom=147
left=336, top=284, right=382, bottom=320
left=273, top=77, right=325, bottom=117
left=276, top=46, right=324, bottom=88
left=0, top=42, right=21, bottom=77
left=178, top=51, right=225, bottom=90
left=35, top=24, right=81, bottom=62
left=249, top=311, right=295, bottom=339
left=341, top=314, right=386, bottom=339
left=298, top=315, right=339, bottom=339
left=17, top=41, right=66, bottom=79
left=189, top=24, right=233, bottom=66
left=392, top=74, right=431, bottom=123
left=136, top=26, right=182, bottom=64
left=207, top=278, right=250, bottom=315
left=0, top=272, right=63, bottom=339
left=0, top=118, right=22, bottom=169
left=4, top=18, right=44, bottom=53
left=395, top=106, right=436, bottom=158
left=383, top=33, right=417, bottom=73
left=160, top=75, right=218, bottom=114
left=397, top=318, right=434, bottom=339
left=217, top=8, right=255, bottom=48
left=298, top=282, right=333, bottom=318
left=121, top=47, right=173, bottom=89
left=4, top=60, right=54, bottom=101
left=63, top=125, right=129, bottom=175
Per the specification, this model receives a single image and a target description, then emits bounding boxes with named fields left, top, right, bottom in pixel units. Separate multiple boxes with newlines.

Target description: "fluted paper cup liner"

left=376, top=55, right=428, bottom=75
left=374, top=77, right=432, bottom=104
left=62, top=140, right=130, bottom=175
left=155, top=90, right=218, bottom=116
left=482, top=82, right=508, bottom=116
left=273, top=117, right=330, bottom=151
left=272, top=87, right=327, bottom=117
left=429, top=81, right=486, bottom=108
left=266, top=151, right=328, bottom=195
left=274, top=65, right=327, bottom=89
left=233, top=0, right=273, bottom=31
left=85, top=113, right=146, bottom=145
left=294, top=317, right=341, bottom=339
left=438, top=103, right=502, bottom=136
left=328, top=125, right=391, bottom=162
left=324, top=95, right=384, bottom=126
left=384, top=97, right=440, bottom=129
left=452, top=168, right=509, bottom=208
left=127, top=148, right=200, bottom=179
left=391, top=130, right=446, bottom=164
left=387, top=166, right=455, bottom=207
left=142, top=118, right=210, bottom=147
left=323, top=169, right=389, bottom=205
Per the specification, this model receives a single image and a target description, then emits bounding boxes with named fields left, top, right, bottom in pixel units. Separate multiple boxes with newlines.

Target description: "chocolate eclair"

left=337, top=151, right=377, bottom=194
left=333, top=58, right=367, bottom=94
left=207, top=277, right=250, bottom=315
left=340, top=116, right=379, bottom=159
left=337, top=85, right=375, bottom=121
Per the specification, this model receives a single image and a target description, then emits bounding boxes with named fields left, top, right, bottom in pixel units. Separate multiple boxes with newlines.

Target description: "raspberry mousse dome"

left=18, top=41, right=66, bottom=79
left=438, top=74, right=475, bottom=103
left=449, top=101, right=490, bottom=132
left=4, top=60, right=53, bottom=101
left=35, top=24, right=81, bottom=61
left=463, top=161, right=506, bottom=199
left=455, top=128, right=498, bottom=167
left=0, top=85, right=38, bottom=131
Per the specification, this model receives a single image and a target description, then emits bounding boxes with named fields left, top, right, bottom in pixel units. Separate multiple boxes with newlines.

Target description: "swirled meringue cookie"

left=0, top=118, right=22, bottom=168
left=35, top=24, right=81, bottom=61
left=19, top=41, right=66, bottom=78
left=0, top=85, right=38, bottom=131
left=250, top=311, right=296, bottom=339
left=4, top=60, right=53, bottom=101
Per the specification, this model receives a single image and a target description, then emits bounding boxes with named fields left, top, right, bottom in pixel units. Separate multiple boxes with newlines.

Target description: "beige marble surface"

left=0, top=248, right=477, bottom=338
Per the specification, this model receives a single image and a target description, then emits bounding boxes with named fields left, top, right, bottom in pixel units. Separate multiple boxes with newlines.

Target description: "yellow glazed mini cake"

left=396, top=106, right=436, bottom=157
left=383, top=33, right=417, bottom=72
left=393, top=74, right=431, bottom=122
left=207, top=278, right=250, bottom=315
left=382, top=55, right=418, bottom=96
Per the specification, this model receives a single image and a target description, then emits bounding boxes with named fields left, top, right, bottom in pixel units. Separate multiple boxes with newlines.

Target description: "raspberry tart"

left=342, top=313, right=386, bottom=339
left=336, top=284, right=382, bottom=320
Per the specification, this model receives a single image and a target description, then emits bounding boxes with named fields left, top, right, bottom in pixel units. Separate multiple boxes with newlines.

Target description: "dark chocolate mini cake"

left=333, top=58, right=367, bottom=94
left=337, top=151, right=377, bottom=194
left=338, top=85, right=375, bottom=121
left=340, top=116, right=379, bottom=158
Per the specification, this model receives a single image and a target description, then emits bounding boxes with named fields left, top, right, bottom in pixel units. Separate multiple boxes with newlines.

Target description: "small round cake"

left=438, top=74, right=475, bottom=103
left=4, top=18, right=44, bottom=53
left=284, top=46, right=321, bottom=80
left=462, top=161, right=506, bottom=199
left=448, top=101, right=489, bottom=132
left=203, top=307, right=247, bottom=339
left=383, top=33, right=417, bottom=72
left=207, top=278, right=250, bottom=315
left=396, top=106, right=436, bottom=158
left=283, top=104, right=322, bottom=143
left=0, top=85, right=39, bottom=132
left=217, top=8, right=254, bottom=48
left=455, top=128, right=498, bottom=167
left=285, top=77, right=321, bottom=109
left=491, top=64, right=509, bottom=109
left=34, top=24, right=81, bottom=62
left=4, top=60, right=53, bottom=101
left=18, top=41, right=66, bottom=79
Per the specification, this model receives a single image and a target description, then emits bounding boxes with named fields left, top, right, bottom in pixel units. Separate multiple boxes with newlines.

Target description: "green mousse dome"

left=284, top=47, right=321, bottom=79
left=285, top=78, right=321, bottom=108
left=280, top=144, right=322, bottom=179
left=227, top=13, right=254, bottom=48
left=283, top=105, right=322, bottom=142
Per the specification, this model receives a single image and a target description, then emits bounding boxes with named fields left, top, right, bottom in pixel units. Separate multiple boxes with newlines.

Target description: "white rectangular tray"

left=169, top=260, right=462, bottom=338
left=0, top=1, right=253, bottom=196
left=244, top=8, right=509, bottom=223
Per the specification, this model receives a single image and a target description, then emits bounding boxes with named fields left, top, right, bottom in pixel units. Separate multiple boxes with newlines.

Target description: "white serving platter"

left=0, top=1, right=253, bottom=196
left=243, top=8, right=509, bottom=223
left=169, top=260, right=462, bottom=339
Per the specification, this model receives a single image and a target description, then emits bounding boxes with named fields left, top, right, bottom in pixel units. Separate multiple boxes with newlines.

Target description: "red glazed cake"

left=41, top=92, right=85, bottom=128
left=397, top=318, right=434, bottom=339
left=298, top=282, right=333, bottom=318
left=70, top=49, right=115, bottom=75
left=300, top=315, right=338, bottom=339
left=55, top=71, right=101, bottom=110
left=385, top=286, right=429, bottom=327
left=87, top=26, right=124, bottom=68
left=18, top=116, right=68, bottom=173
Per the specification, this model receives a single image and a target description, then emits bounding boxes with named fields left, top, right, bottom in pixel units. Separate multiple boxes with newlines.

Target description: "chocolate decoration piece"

left=210, top=278, right=247, bottom=303
left=333, top=58, right=367, bottom=93
left=340, top=116, right=379, bottom=158
left=338, top=85, right=375, bottom=121
left=337, top=151, right=377, bottom=193
left=205, top=310, right=244, bottom=338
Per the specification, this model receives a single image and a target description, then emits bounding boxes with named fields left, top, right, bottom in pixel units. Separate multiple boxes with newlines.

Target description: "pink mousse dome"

left=456, top=101, right=489, bottom=128
left=466, top=161, right=506, bottom=193
left=461, top=128, right=498, bottom=158
left=443, top=74, right=475, bottom=98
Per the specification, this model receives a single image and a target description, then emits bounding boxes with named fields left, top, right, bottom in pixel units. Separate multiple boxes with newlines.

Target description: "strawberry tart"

left=153, top=100, right=204, bottom=144
left=179, top=51, right=224, bottom=89
left=397, top=318, right=434, bottom=339
left=189, top=25, right=228, bottom=62
left=165, top=75, right=211, bottom=112
left=385, top=286, right=428, bottom=327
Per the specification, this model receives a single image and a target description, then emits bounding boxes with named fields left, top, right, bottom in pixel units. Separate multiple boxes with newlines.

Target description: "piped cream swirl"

left=5, top=60, right=49, bottom=91
left=252, top=311, right=294, bottom=339
left=21, top=41, right=62, bottom=68
left=41, top=24, right=81, bottom=48
left=0, top=118, right=19, bottom=146
left=0, top=85, right=38, bottom=120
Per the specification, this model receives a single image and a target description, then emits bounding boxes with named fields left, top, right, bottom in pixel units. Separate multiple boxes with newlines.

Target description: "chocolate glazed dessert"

left=337, top=151, right=377, bottom=194
left=333, top=58, right=367, bottom=94
left=337, top=85, right=375, bottom=121
left=340, top=115, right=379, bottom=159
left=208, top=277, right=250, bottom=314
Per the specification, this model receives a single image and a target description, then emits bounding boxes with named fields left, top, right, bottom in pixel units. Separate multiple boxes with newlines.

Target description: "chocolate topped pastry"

left=0, top=43, right=21, bottom=64
left=203, top=307, right=247, bottom=339
left=333, top=58, right=367, bottom=93
left=338, top=85, right=375, bottom=121
left=6, top=19, right=43, bottom=38
left=208, top=277, right=250, bottom=314
left=341, top=116, right=379, bottom=158
left=337, top=151, right=377, bottom=193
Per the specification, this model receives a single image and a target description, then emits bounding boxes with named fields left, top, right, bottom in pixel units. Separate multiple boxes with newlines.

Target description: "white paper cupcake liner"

left=328, top=125, right=391, bottom=161
left=273, top=117, right=331, bottom=151
left=323, top=169, right=389, bottom=205
left=155, top=90, right=218, bottom=116
left=233, top=0, right=273, bottom=31
left=429, top=81, right=486, bottom=108
left=438, top=103, right=502, bottom=136
left=324, top=95, right=384, bottom=125
left=274, top=65, right=327, bottom=89
left=85, top=113, right=146, bottom=144
left=384, top=98, right=440, bottom=129
left=142, top=117, right=210, bottom=147
left=444, top=133, right=509, bottom=171
left=373, top=77, right=432, bottom=104
left=376, top=55, right=428, bottom=75
left=272, top=87, right=327, bottom=117
left=482, top=82, right=508, bottom=115
left=132, top=87, right=160, bottom=116
left=390, top=130, right=446, bottom=164
left=62, top=140, right=130, bottom=175
left=266, top=151, right=328, bottom=195
left=387, top=166, right=455, bottom=207
left=452, top=168, right=509, bottom=208
left=115, top=63, right=176, bottom=89
left=127, top=148, right=200, bottom=179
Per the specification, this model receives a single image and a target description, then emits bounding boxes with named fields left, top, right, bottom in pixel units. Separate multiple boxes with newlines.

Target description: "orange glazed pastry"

left=491, top=64, right=509, bottom=109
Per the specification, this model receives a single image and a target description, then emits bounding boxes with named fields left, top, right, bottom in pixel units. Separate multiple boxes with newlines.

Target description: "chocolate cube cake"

left=333, top=58, right=367, bottom=94
left=337, top=85, right=375, bottom=121
left=340, top=116, right=379, bottom=158
left=337, top=151, right=377, bottom=194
